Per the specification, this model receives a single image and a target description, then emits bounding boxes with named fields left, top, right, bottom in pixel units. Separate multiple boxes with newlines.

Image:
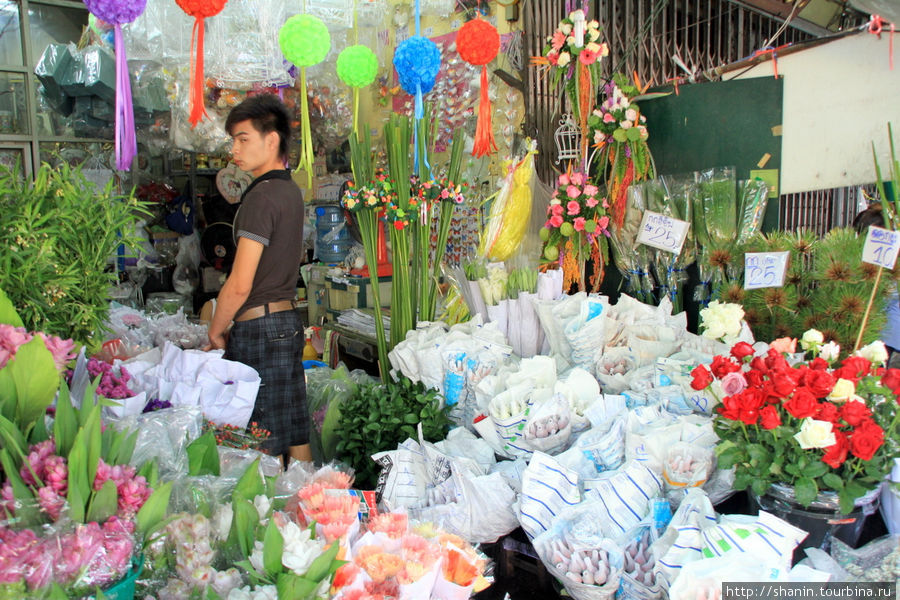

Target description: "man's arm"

left=207, top=237, right=265, bottom=349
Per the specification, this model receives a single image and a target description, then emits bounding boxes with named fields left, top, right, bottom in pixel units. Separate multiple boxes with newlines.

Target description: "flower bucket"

left=98, top=555, right=143, bottom=600
left=750, top=483, right=879, bottom=560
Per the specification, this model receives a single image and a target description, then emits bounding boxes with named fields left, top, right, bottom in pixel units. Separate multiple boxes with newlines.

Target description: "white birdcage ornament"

left=554, top=114, right=581, bottom=165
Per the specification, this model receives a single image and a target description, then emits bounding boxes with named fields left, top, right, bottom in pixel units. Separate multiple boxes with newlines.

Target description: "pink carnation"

left=550, top=204, right=564, bottom=216
left=558, top=173, right=570, bottom=186
left=598, top=216, right=610, bottom=231
left=567, top=200, right=581, bottom=216
left=586, top=197, right=599, bottom=208
left=570, top=172, right=584, bottom=186
left=583, top=184, right=598, bottom=197
left=603, top=113, right=615, bottom=123
left=574, top=217, right=586, bottom=231
left=549, top=215, right=564, bottom=228
left=566, top=185, right=580, bottom=199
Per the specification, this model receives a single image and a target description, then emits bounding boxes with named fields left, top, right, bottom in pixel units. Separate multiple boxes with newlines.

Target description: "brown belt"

left=234, top=300, right=296, bottom=322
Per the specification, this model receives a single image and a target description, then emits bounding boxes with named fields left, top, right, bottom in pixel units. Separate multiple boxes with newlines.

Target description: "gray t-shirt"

left=232, top=169, right=304, bottom=317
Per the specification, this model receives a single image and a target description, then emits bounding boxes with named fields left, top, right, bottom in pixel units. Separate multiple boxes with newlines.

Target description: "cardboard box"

left=325, top=273, right=392, bottom=314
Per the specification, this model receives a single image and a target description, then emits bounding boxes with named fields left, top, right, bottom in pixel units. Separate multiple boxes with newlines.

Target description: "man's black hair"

left=225, top=94, right=291, bottom=160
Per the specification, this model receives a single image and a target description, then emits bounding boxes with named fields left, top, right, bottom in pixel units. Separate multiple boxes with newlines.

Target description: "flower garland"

left=540, top=170, right=610, bottom=291
left=589, top=75, right=656, bottom=229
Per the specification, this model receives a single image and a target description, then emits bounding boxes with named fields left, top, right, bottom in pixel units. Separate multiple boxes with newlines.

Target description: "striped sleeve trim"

left=237, top=229, right=270, bottom=246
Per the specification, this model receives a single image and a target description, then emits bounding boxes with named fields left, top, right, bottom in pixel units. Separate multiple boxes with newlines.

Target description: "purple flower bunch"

left=86, top=357, right=136, bottom=400
left=0, top=443, right=151, bottom=522
left=0, top=323, right=76, bottom=371
left=0, top=516, right=134, bottom=592
left=142, top=397, right=172, bottom=413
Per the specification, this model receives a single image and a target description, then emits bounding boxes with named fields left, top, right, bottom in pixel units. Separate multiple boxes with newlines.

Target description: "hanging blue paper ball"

left=392, top=36, right=441, bottom=95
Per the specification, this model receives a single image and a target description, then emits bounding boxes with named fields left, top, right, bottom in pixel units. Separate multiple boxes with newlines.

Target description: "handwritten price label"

left=862, top=226, right=900, bottom=269
left=636, top=211, right=690, bottom=254
left=744, top=251, right=789, bottom=290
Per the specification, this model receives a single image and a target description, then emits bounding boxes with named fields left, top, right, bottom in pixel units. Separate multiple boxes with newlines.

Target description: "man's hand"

left=205, top=330, right=227, bottom=351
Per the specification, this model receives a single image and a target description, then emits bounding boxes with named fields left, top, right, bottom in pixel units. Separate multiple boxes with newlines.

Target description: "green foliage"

left=186, top=430, right=221, bottom=477
left=334, top=376, right=451, bottom=489
left=0, top=160, right=152, bottom=349
left=740, top=227, right=890, bottom=352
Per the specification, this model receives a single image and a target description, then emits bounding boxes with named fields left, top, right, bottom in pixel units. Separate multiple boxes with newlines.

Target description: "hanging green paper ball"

left=279, top=14, right=331, bottom=67
left=337, top=45, right=378, bottom=88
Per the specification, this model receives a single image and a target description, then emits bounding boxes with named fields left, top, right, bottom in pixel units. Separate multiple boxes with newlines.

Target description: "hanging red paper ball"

left=175, top=0, right=227, bottom=18
left=456, top=18, right=499, bottom=66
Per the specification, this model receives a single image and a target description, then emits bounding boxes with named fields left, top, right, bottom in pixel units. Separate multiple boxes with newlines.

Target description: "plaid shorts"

left=224, top=308, right=308, bottom=455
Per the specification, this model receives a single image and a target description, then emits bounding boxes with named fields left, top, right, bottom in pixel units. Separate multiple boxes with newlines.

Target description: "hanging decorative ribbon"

left=869, top=15, right=895, bottom=70
left=456, top=17, right=500, bottom=158
left=82, top=0, right=147, bottom=171
left=279, top=14, right=331, bottom=187
left=175, top=0, right=228, bottom=128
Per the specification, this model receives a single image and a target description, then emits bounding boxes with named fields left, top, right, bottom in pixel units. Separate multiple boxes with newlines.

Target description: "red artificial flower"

left=710, top=355, right=741, bottom=379
left=690, top=365, right=714, bottom=390
left=833, top=356, right=872, bottom=382
left=816, top=401, right=840, bottom=423
left=804, top=368, right=836, bottom=398
left=768, top=369, right=799, bottom=399
left=745, top=369, right=765, bottom=389
left=849, top=419, right=884, bottom=461
left=730, top=342, right=755, bottom=362
left=749, top=356, right=769, bottom=374
left=808, top=357, right=829, bottom=371
left=822, top=430, right=849, bottom=469
left=882, top=368, right=900, bottom=395
left=718, top=395, right=742, bottom=421
left=764, top=348, right=791, bottom=372
left=840, top=399, right=872, bottom=427
left=736, top=388, right=765, bottom=425
left=783, top=388, right=819, bottom=419
left=759, top=405, right=782, bottom=430
left=393, top=221, right=405, bottom=230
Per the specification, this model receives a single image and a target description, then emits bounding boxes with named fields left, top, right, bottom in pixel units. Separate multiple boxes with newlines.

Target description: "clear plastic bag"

left=206, top=0, right=293, bottom=89
left=113, top=405, right=204, bottom=477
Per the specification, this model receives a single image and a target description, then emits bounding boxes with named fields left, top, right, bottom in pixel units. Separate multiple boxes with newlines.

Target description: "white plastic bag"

left=522, top=393, right=573, bottom=454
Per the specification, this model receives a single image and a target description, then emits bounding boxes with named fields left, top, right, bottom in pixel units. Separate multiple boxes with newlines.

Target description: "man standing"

left=206, top=94, right=310, bottom=464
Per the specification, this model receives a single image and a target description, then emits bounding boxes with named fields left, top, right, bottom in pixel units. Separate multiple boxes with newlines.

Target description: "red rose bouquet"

left=691, top=332, right=900, bottom=513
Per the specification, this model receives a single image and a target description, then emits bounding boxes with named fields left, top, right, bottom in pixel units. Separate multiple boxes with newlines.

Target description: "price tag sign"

left=636, top=211, right=690, bottom=254
left=862, top=226, right=900, bottom=269
left=744, top=251, right=789, bottom=290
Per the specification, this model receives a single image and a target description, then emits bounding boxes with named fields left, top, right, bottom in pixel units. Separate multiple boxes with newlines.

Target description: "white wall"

left=733, top=32, right=900, bottom=194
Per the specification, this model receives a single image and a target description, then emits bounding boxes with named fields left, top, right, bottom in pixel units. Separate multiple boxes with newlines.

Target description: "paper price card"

left=744, top=251, right=789, bottom=290
left=636, top=211, right=690, bottom=254
left=862, top=226, right=900, bottom=269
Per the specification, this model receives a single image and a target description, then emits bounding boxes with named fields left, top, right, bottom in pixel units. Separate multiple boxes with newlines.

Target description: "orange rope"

left=562, top=239, right=579, bottom=292
left=578, top=61, right=594, bottom=160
